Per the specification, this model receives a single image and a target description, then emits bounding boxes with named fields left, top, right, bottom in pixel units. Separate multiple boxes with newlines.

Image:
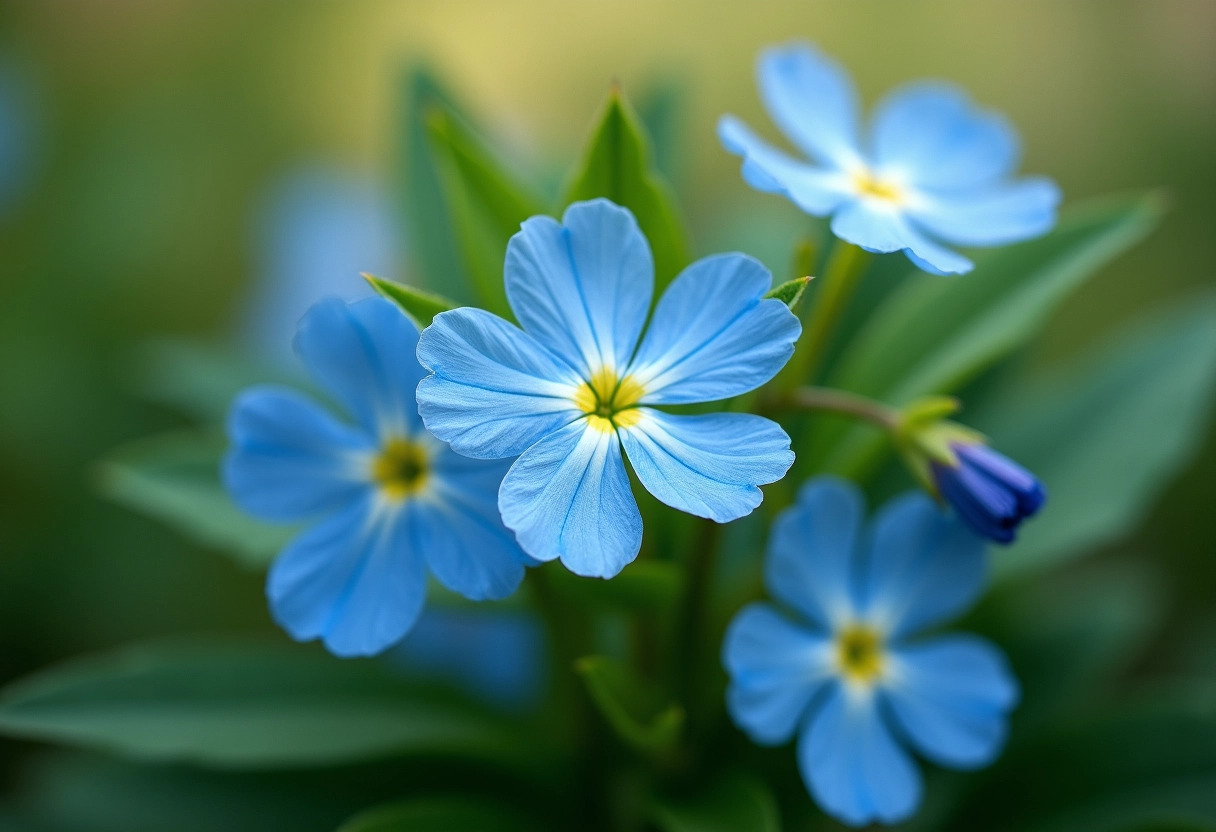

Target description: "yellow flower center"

left=370, top=438, right=429, bottom=500
left=852, top=170, right=904, bottom=204
left=573, top=366, right=645, bottom=432
left=835, top=624, right=885, bottom=684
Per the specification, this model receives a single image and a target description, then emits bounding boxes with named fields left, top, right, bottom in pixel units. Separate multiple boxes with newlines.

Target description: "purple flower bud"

left=932, top=443, right=1045, bottom=544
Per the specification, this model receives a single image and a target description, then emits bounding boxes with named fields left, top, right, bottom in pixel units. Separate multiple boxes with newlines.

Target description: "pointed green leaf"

left=809, top=192, right=1165, bottom=478
left=574, top=656, right=683, bottom=756
left=975, top=292, right=1216, bottom=577
left=363, top=273, right=454, bottom=327
left=764, top=275, right=813, bottom=311
left=649, top=773, right=781, bottom=832
left=563, top=88, right=690, bottom=291
left=336, top=798, right=536, bottom=832
left=425, top=105, right=545, bottom=317
left=398, top=67, right=471, bottom=300
left=96, top=430, right=289, bottom=570
left=0, top=639, right=533, bottom=769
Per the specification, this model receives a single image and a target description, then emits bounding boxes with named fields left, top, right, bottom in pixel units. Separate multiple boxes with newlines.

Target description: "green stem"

left=672, top=518, right=722, bottom=713
left=763, top=386, right=900, bottom=432
left=780, top=241, right=870, bottom=387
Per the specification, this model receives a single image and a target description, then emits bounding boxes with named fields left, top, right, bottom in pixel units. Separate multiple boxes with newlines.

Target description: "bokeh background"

left=1, top=1, right=1214, bottom=827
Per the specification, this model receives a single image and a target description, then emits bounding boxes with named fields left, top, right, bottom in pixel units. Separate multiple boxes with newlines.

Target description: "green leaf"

left=336, top=798, right=536, bottom=832
left=947, top=684, right=1216, bottom=832
left=648, top=773, right=781, bottom=832
left=123, top=339, right=281, bottom=423
left=976, top=292, right=1216, bottom=577
left=4, top=751, right=362, bottom=832
left=764, top=276, right=813, bottom=311
left=0, top=638, right=532, bottom=769
left=398, top=67, right=472, bottom=300
left=810, top=193, right=1164, bottom=478
left=363, top=273, right=455, bottom=327
left=562, top=88, right=690, bottom=291
left=574, top=656, right=683, bottom=756
left=96, top=430, right=290, bottom=570
left=544, top=560, right=681, bottom=612
left=425, top=105, right=545, bottom=317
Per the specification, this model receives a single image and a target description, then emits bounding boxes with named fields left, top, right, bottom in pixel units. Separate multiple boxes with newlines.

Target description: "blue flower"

left=416, top=199, right=800, bottom=578
left=387, top=606, right=547, bottom=711
left=932, top=441, right=1045, bottom=544
left=224, top=296, right=532, bottom=657
left=722, top=477, right=1018, bottom=827
left=719, top=42, right=1060, bottom=275
left=239, top=167, right=400, bottom=366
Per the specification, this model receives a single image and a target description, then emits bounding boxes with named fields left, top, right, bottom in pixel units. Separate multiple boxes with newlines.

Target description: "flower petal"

left=758, top=42, right=864, bottom=171
left=498, top=420, right=640, bottom=578
left=858, top=492, right=988, bottom=639
left=884, top=634, right=1019, bottom=769
left=797, top=684, right=923, bottom=827
left=830, top=201, right=974, bottom=275
left=628, top=254, right=800, bottom=403
left=267, top=496, right=427, bottom=657
left=723, top=603, right=835, bottom=746
left=224, top=385, right=374, bottom=522
left=766, top=477, right=865, bottom=630
left=870, top=82, right=1019, bottom=191
left=505, top=199, right=652, bottom=376
left=908, top=177, right=1061, bottom=247
left=619, top=410, right=792, bottom=523
left=293, top=296, right=426, bottom=437
left=421, top=450, right=530, bottom=601
left=416, top=307, right=582, bottom=459
left=718, top=116, right=854, bottom=215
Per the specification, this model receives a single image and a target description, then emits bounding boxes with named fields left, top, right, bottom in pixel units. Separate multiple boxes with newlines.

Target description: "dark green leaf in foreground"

left=977, top=292, right=1216, bottom=578
left=574, top=656, right=683, bottom=756
left=363, top=273, right=455, bottom=328
left=0, top=639, right=531, bottom=769
left=425, top=104, right=546, bottom=317
left=648, top=772, right=781, bottom=832
left=96, top=430, right=290, bottom=570
left=808, top=193, right=1164, bottom=478
left=563, top=87, right=690, bottom=292
left=336, top=797, right=536, bottom=832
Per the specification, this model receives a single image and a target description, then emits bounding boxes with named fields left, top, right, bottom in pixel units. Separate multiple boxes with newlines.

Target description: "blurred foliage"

left=1, top=2, right=1215, bottom=830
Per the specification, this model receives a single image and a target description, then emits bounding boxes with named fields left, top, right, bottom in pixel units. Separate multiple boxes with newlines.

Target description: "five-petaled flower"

left=723, top=477, right=1019, bottom=827
left=224, top=296, right=532, bottom=658
left=416, top=198, right=801, bottom=579
left=719, top=42, right=1061, bottom=274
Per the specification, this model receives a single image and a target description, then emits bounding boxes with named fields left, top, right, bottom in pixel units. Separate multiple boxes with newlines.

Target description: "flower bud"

left=895, top=397, right=1045, bottom=544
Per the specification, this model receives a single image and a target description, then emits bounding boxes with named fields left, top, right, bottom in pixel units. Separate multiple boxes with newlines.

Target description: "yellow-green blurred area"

left=1, top=0, right=1214, bottom=749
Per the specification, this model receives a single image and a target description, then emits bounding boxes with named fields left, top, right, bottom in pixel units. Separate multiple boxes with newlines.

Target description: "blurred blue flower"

left=723, top=477, right=1018, bottom=827
left=387, top=606, right=547, bottom=711
left=719, top=42, right=1060, bottom=274
left=933, top=441, right=1045, bottom=544
left=240, top=167, right=401, bottom=365
left=224, top=296, right=532, bottom=657
left=0, top=58, right=37, bottom=216
left=417, top=199, right=799, bottom=578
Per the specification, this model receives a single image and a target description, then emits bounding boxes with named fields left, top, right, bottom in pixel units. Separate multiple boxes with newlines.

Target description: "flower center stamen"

left=852, top=170, right=904, bottom=204
left=835, top=624, right=885, bottom=684
left=573, top=366, right=645, bottom=432
left=371, top=438, right=429, bottom=500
